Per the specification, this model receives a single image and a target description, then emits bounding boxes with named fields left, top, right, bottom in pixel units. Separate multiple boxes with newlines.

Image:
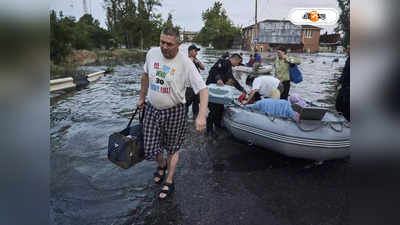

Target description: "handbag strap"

left=139, top=106, right=145, bottom=123
left=127, top=108, right=139, bottom=129
left=127, top=105, right=146, bottom=128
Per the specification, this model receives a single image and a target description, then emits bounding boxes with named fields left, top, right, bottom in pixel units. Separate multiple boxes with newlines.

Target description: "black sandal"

left=159, top=182, right=174, bottom=199
left=153, top=162, right=167, bottom=184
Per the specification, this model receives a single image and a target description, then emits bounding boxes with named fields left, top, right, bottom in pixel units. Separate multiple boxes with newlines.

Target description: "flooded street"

left=50, top=45, right=348, bottom=225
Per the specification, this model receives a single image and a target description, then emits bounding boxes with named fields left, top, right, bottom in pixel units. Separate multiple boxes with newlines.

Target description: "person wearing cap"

left=206, top=53, right=246, bottom=138
left=185, top=44, right=205, bottom=118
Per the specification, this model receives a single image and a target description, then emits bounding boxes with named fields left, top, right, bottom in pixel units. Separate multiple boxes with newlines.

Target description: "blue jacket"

left=245, top=99, right=296, bottom=120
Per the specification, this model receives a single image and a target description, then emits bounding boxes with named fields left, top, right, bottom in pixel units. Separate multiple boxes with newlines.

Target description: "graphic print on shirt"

left=150, top=63, right=174, bottom=94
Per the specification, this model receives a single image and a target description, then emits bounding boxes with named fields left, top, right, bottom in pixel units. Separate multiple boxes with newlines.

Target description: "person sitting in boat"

left=246, top=54, right=255, bottom=67
left=242, top=75, right=283, bottom=104
left=206, top=53, right=247, bottom=137
left=245, top=98, right=297, bottom=120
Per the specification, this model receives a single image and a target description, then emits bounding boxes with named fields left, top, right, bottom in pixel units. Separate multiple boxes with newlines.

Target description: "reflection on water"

left=50, top=44, right=347, bottom=225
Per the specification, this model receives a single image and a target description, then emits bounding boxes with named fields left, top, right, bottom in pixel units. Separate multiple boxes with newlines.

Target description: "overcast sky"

left=50, top=0, right=340, bottom=33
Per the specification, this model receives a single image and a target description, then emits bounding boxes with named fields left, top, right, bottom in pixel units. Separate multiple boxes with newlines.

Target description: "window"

left=304, top=29, right=313, bottom=38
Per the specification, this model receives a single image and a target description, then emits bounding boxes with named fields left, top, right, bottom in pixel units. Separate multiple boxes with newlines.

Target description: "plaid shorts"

left=143, top=103, right=187, bottom=160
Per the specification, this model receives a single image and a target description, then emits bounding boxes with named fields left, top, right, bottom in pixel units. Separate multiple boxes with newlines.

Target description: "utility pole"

left=254, top=0, right=258, bottom=50
left=255, top=0, right=257, bottom=24
left=83, top=0, right=88, bottom=14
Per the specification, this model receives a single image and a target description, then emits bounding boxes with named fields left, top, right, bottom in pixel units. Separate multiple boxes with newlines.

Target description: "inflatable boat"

left=233, top=65, right=273, bottom=75
left=206, top=83, right=351, bottom=161
left=223, top=104, right=350, bottom=161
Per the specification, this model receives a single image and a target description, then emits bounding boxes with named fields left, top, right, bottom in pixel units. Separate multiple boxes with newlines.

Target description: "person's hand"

left=217, top=80, right=224, bottom=86
left=136, top=98, right=145, bottom=109
left=242, top=100, right=248, bottom=105
left=195, top=114, right=207, bottom=132
left=284, top=56, right=289, bottom=62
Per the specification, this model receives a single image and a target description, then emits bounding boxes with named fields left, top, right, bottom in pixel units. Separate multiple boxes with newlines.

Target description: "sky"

left=50, top=0, right=341, bottom=33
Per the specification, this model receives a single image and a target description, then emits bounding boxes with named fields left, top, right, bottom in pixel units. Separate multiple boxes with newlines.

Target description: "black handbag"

left=107, top=108, right=145, bottom=169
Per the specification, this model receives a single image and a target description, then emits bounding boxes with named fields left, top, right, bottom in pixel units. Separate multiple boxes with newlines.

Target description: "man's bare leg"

left=154, top=153, right=166, bottom=183
left=159, top=151, right=179, bottom=198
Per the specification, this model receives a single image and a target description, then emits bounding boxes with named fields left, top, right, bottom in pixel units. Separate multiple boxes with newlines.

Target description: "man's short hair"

left=161, top=27, right=181, bottom=42
left=278, top=47, right=287, bottom=53
left=230, top=53, right=242, bottom=61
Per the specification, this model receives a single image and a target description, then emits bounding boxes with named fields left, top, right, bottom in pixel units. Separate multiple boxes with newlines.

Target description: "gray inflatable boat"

left=223, top=105, right=351, bottom=161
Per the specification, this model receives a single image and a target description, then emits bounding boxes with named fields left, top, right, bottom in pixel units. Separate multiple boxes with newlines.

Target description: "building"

left=319, top=32, right=341, bottom=52
left=231, top=35, right=243, bottom=49
left=182, top=31, right=198, bottom=42
left=242, top=19, right=321, bottom=53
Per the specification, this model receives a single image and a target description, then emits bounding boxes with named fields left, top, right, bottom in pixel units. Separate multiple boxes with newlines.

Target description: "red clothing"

left=247, top=58, right=255, bottom=67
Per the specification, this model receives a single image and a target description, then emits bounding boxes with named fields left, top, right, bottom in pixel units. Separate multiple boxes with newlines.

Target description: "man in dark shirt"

left=206, top=53, right=246, bottom=137
left=186, top=44, right=205, bottom=119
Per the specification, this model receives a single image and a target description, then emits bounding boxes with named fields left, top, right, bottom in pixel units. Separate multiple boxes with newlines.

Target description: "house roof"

left=319, top=33, right=341, bottom=43
left=243, top=20, right=321, bottom=30
left=301, top=25, right=322, bottom=30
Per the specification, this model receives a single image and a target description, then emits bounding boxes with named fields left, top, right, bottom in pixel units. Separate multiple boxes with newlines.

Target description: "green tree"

left=104, top=0, right=163, bottom=49
left=195, top=1, right=241, bottom=49
left=50, top=10, right=75, bottom=63
left=50, top=10, right=115, bottom=63
left=335, top=0, right=350, bottom=47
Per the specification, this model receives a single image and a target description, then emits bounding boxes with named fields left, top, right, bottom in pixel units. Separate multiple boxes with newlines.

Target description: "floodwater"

left=50, top=44, right=348, bottom=225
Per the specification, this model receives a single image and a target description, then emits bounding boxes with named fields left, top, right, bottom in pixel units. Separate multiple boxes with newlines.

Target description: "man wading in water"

left=137, top=27, right=208, bottom=199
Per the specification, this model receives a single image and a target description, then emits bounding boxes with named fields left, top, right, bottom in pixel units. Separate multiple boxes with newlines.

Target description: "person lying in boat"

left=242, top=75, right=283, bottom=104
left=245, top=98, right=297, bottom=120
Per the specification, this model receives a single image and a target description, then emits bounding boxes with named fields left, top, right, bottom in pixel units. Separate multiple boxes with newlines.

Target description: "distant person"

left=243, top=75, right=283, bottom=104
left=206, top=53, right=246, bottom=137
left=335, top=45, right=350, bottom=121
left=274, top=47, right=301, bottom=100
left=221, top=51, right=230, bottom=60
left=246, top=54, right=255, bottom=67
left=253, top=49, right=262, bottom=71
left=137, top=27, right=208, bottom=199
left=185, top=44, right=205, bottom=119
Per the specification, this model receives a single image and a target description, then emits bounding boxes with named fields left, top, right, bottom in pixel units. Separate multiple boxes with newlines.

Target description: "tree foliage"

left=335, top=0, right=350, bottom=47
left=50, top=10, right=113, bottom=63
left=50, top=0, right=179, bottom=64
left=194, top=1, right=241, bottom=49
left=104, top=0, right=179, bottom=49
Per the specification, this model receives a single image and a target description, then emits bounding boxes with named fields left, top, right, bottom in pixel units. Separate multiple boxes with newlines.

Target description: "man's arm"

left=227, top=66, right=245, bottom=92
left=194, top=58, right=205, bottom=70
left=243, top=90, right=257, bottom=104
left=195, top=88, right=208, bottom=131
left=286, top=56, right=301, bottom=65
left=137, top=72, right=149, bottom=108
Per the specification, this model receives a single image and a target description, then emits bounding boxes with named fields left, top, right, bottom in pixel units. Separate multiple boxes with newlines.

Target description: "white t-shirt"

left=252, top=75, right=280, bottom=97
left=143, top=47, right=207, bottom=110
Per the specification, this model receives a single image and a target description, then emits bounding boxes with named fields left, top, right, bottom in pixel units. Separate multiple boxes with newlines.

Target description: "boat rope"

left=295, top=121, right=325, bottom=132
left=327, top=121, right=344, bottom=132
